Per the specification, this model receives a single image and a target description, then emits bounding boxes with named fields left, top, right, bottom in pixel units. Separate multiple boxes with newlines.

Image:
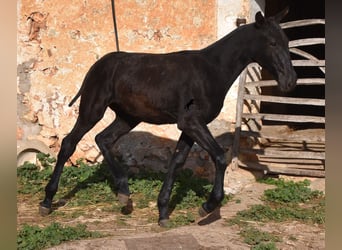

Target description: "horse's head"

left=252, top=8, right=297, bottom=93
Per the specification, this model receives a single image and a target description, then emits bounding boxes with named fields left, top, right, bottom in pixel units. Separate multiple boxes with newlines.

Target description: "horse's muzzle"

left=278, top=70, right=297, bottom=93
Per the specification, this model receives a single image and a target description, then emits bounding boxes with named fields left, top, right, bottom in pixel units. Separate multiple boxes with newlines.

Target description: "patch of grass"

left=227, top=178, right=325, bottom=249
left=17, top=222, right=103, bottom=250
left=17, top=155, right=218, bottom=214
left=252, top=242, right=278, bottom=250
left=17, top=154, right=227, bottom=229
left=17, top=161, right=53, bottom=195
left=168, top=212, right=196, bottom=227
left=231, top=178, right=325, bottom=225
left=234, top=203, right=324, bottom=224
left=129, top=171, right=164, bottom=209
left=259, top=178, right=323, bottom=204
left=171, top=168, right=214, bottom=209
left=240, top=226, right=281, bottom=248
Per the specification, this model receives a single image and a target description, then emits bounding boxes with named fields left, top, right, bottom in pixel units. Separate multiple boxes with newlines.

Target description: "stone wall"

left=17, top=0, right=262, bottom=177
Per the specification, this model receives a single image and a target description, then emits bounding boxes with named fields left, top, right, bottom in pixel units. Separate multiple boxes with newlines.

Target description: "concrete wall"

left=17, top=0, right=264, bottom=176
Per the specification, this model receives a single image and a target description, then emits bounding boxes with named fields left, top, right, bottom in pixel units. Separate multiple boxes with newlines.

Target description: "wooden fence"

left=231, top=19, right=325, bottom=177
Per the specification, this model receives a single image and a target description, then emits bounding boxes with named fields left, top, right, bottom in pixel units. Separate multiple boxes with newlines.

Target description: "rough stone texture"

left=17, top=1, right=254, bottom=176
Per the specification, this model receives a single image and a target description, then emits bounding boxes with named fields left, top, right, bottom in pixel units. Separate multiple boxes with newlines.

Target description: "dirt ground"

left=17, top=167, right=325, bottom=250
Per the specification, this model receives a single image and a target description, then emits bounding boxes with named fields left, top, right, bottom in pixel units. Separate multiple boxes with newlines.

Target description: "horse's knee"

left=173, top=151, right=188, bottom=168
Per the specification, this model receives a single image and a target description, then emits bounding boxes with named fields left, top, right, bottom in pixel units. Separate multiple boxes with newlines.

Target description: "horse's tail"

left=69, top=52, right=120, bottom=107
left=68, top=79, right=87, bottom=107
left=68, top=89, right=82, bottom=107
left=68, top=71, right=90, bottom=107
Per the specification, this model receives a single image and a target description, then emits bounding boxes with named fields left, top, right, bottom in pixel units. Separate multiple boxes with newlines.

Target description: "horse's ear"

left=274, top=7, right=289, bottom=23
left=255, top=11, right=265, bottom=28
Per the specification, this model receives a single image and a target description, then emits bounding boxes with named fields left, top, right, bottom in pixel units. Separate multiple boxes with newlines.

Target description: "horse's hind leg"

left=39, top=105, right=106, bottom=215
left=95, top=115, right=139, bottom=207
left=157, top=132, right=194, bottom=226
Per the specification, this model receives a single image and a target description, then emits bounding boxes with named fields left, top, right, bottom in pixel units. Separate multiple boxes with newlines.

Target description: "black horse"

left=39, top=9, right=296, bottom=226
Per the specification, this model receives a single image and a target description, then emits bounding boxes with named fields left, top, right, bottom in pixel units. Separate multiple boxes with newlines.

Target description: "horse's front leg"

left=199, top=152, right=230, bottom=216
left=157, top=132, right=193, bottom=227
left=178, top=116, right=229, bottom=216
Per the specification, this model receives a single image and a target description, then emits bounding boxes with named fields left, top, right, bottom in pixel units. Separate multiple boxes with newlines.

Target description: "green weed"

left=252, top=242, right=278, bottom=250
left=168, top=212, right=196, bottom=227
left=17, top=222, right=103, bottom=250
left=234, top=203, right=324, bottom=224
left=240, top=226, right=281, bottom=248
left=17, top=154, right=226, bottom=233
left=228, top=178, right=325, bottom=249
left=260, top=178, right=323, bottom=204
left=17, top=162, right=53, bottom=194
left=231, top=178, right=325, bottom=225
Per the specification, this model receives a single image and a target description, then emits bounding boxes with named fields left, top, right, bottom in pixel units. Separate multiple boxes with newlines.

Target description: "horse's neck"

left=202, top=24, right=255, bottom=84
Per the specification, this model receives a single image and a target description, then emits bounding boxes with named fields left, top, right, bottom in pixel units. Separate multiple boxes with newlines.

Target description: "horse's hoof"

left=158, top=219, right=170, bottom=228
left=121, top=198, right=133, bottom=215
left=198, top=206, right=209, bottom=217
left=117, top=193, right=130, bottom=206
left=39, top=204, right=52, bottom=216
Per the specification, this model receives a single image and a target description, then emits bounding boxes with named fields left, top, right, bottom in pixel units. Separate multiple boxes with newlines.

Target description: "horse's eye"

left=270, top=41, right=277, bottom=47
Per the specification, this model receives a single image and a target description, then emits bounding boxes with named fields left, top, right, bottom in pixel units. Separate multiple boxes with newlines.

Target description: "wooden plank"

left=292, top=60, right=325, bottom=67
left=245, top=78, right=325, bottom=87
left=240, top=148, right=325, bottom=160
left=242, top=113, right=325, bottom=123
left=240, top=127, right=325, bottom=143
left=263, top=143, right=325, bottom=151
left=280, top=19, right=325, bottom=29
left=238, top=161, right=325, bottom=177
left=232, top=70, right=248, bottom=170
left=248, top=159, right=325, bottom=170
left=258, top=157, right=324, bottom=166
left=246, top=64, right=262, bottom=82
left=289, top=38, right=325, bottom=47
left=240, top=132, right=325, bottom=144
left=289, top=48, right=325, bottom=73
left=232, top=18, right=327, bottom=177
left=244, top=94, right=325, bottom=106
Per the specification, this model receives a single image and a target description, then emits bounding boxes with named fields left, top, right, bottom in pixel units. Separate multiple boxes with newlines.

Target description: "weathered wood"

left=257, top=157, right=324, bottom=166
left=238, top=161, right=325, bottom=177
left=240, top=148, right=325, bottom=160
left=232, top=70, right=248, bottom=170
left=245, top=78, right=325, bottom=87
left=242, top=113, right=325, bottom=123
left=280, top=19, right=325, bottom=29
left=241, top=131, right=325, bottom=143
left=240, top=126, right=325, bottom=143
left=244, top=94, right=325, bottom=106
left=289, top=48, right=325, bottom=73
left=246, top=65, right=262, bottom=82
left=289, top=38, right=325, bottom=47
left=262, top=142, right=325, bottom=151
left=260, top=138, right=325, bottom=151
left=232, top=18, right=326, bottom=177
left=291, top=59, right=325, bottom=67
